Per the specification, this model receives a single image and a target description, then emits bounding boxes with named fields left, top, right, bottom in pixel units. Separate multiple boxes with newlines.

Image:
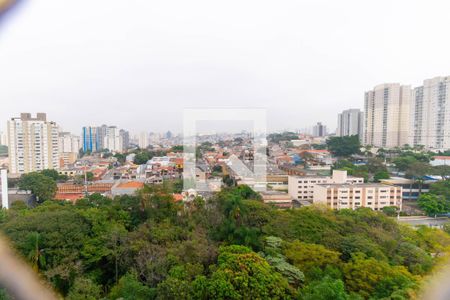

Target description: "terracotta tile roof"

left=173, top=193, right=183, bottom=202
left=297, top=149, right=330, bottom=154
left=58, top=183, right=113, bottom=193
left=173, top=158, right=184, bottom=164
left=116, top=181, right=145, bottom=189
left=433, top=156, right=450, bottom=160
left=54, top=193, right=84, bottom=202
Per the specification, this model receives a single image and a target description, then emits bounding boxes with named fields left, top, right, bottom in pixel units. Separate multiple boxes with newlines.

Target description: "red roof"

left=297, top=149, right=330, bottom=154
left=172, top=194, right=183, bottom=202
left=172, top=158, right=184, bottom=164
left=54, top=193, right=84, bottom=202
left=433, top=156, right=450, bottom=160
left=116, top=181, right=145, bottom=189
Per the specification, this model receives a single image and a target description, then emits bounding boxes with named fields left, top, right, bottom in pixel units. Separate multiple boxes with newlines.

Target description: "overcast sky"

left=1, top=0, right=450, bottom=135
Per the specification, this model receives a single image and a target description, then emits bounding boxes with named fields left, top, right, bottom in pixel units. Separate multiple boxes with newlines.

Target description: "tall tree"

left=18, top=172, right=57, bottom=202
left=417, top=194, right=448, bottom=217
left=326, top=135, right=360, bottom=157
left=406, top=161, right=431, bottom=195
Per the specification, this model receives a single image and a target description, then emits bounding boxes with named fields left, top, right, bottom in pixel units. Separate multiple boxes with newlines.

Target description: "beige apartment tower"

left=364, top=83, right=411, bottom=148
left=7, top=113, right=60, bottom=175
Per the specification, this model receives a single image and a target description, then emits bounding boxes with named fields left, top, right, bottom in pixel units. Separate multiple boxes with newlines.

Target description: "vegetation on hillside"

left=1, top=185, right=449, bottom=299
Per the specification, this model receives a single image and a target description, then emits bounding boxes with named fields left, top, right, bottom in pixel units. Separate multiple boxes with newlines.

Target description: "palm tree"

left=406, top=161, right=431, bottom=198
left=25, top=232, right=46, bottom=272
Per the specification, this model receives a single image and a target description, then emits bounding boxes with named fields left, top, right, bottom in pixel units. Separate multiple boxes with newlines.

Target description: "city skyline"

left=2, top=1, right=450, bottom=133
left=2, top=2, right=450, bottom=299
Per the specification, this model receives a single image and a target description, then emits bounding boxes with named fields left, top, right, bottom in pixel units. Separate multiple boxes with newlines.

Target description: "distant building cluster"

left=133, top=131, right=175, bottom=150
left=337, top=109, right=363, bottom=137
left=82, top=125, right=129, bottom=153
left=2, top=76, right=450, bottom=212
left=2, top=113, right=134, bottom=176
left=361, top=75, right=450, bottom=150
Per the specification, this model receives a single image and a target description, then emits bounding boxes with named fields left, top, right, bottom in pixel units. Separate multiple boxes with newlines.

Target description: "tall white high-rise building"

left=58, top=132, right=80, bottom=167
left=337, top=109, right=364, bottom=137
left=120, top=129, right=130, bottom=151
left=59, top=132, right=80, bottom=153
left=7, top=113, right=60, bottom=175
left=364, top=84, right=411, bottom=148
left=104, top=126, right=122, bottom=153
left=410, top=76, right=450, bottom=150
left=138, top=132, right=149, bottom=149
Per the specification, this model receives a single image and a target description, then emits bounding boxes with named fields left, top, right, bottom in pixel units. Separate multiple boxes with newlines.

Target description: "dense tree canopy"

left=326, top=135, right=360, bottom=157
left=417, top=193, right=448, bottom=216
left=267, top=132, right=299, bottom=143
left=18, top=172, right=57, bottom=202
left=1, top=185, right=449, bottom=299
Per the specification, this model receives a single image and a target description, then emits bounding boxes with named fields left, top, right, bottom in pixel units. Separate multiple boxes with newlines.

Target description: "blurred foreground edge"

left=0, top=0, right=15, bottom=15
left=420, top=256, right=450, bottom=300
left=0, top=235, right=58, bottom=300
left=0, top=1, right=57, bottom=298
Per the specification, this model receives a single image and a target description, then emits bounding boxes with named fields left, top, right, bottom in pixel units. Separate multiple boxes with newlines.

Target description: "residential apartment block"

left=82, top=125, right=129, bottom=153
left=82, top=126, right=100, bottom=152
left=138, top=131, right=149, bottom=149
left=7, top=113, right=59, bottom=175
left=312, top=122, right=327, bottom=137
left=337, top=109, right=363, bottom=137
left=364, top=83, right=411, bottom=148
left=410, top=76, right=450, bottom=150
left=103, top=126, right=122, bottom=152
left=288, top=170, right=364, bottom=201
left=313, top=183, right=402, bottom=211
left=59, top=132, right=80, bottom=153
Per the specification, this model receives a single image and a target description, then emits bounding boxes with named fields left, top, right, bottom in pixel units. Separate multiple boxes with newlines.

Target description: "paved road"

left=397, top=216, right=449, bottom=228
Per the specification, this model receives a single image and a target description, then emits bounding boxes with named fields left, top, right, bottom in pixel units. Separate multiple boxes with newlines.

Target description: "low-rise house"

left=54, top=193, right=84, bottom=202
left=0, top=189, right=34, bottom=208
left=91, top=167, right=108, bottom=180
left=260, top=191, right=293, bottom=208
left=146, top=175, right=163, bottom=184
left=296, top=149, right=333, bottom=170
left=111, top=181, right=145, bottom=197
left=431, top=156, right=450, bottom=166
left=136, top=156, right=180, bottom=179
left=59, top=168, right=83, bottom=178
left=59, top=152, right=78, bottom=168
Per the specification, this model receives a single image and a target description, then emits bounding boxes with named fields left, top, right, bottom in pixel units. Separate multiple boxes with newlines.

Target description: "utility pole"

left=84, top=161, right=88, bottom=196
left=1, top=168, right=8, bottom=209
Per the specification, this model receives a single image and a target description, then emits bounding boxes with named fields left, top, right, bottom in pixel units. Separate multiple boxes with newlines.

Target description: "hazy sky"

left=1, top=0, right=450, bottom=135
